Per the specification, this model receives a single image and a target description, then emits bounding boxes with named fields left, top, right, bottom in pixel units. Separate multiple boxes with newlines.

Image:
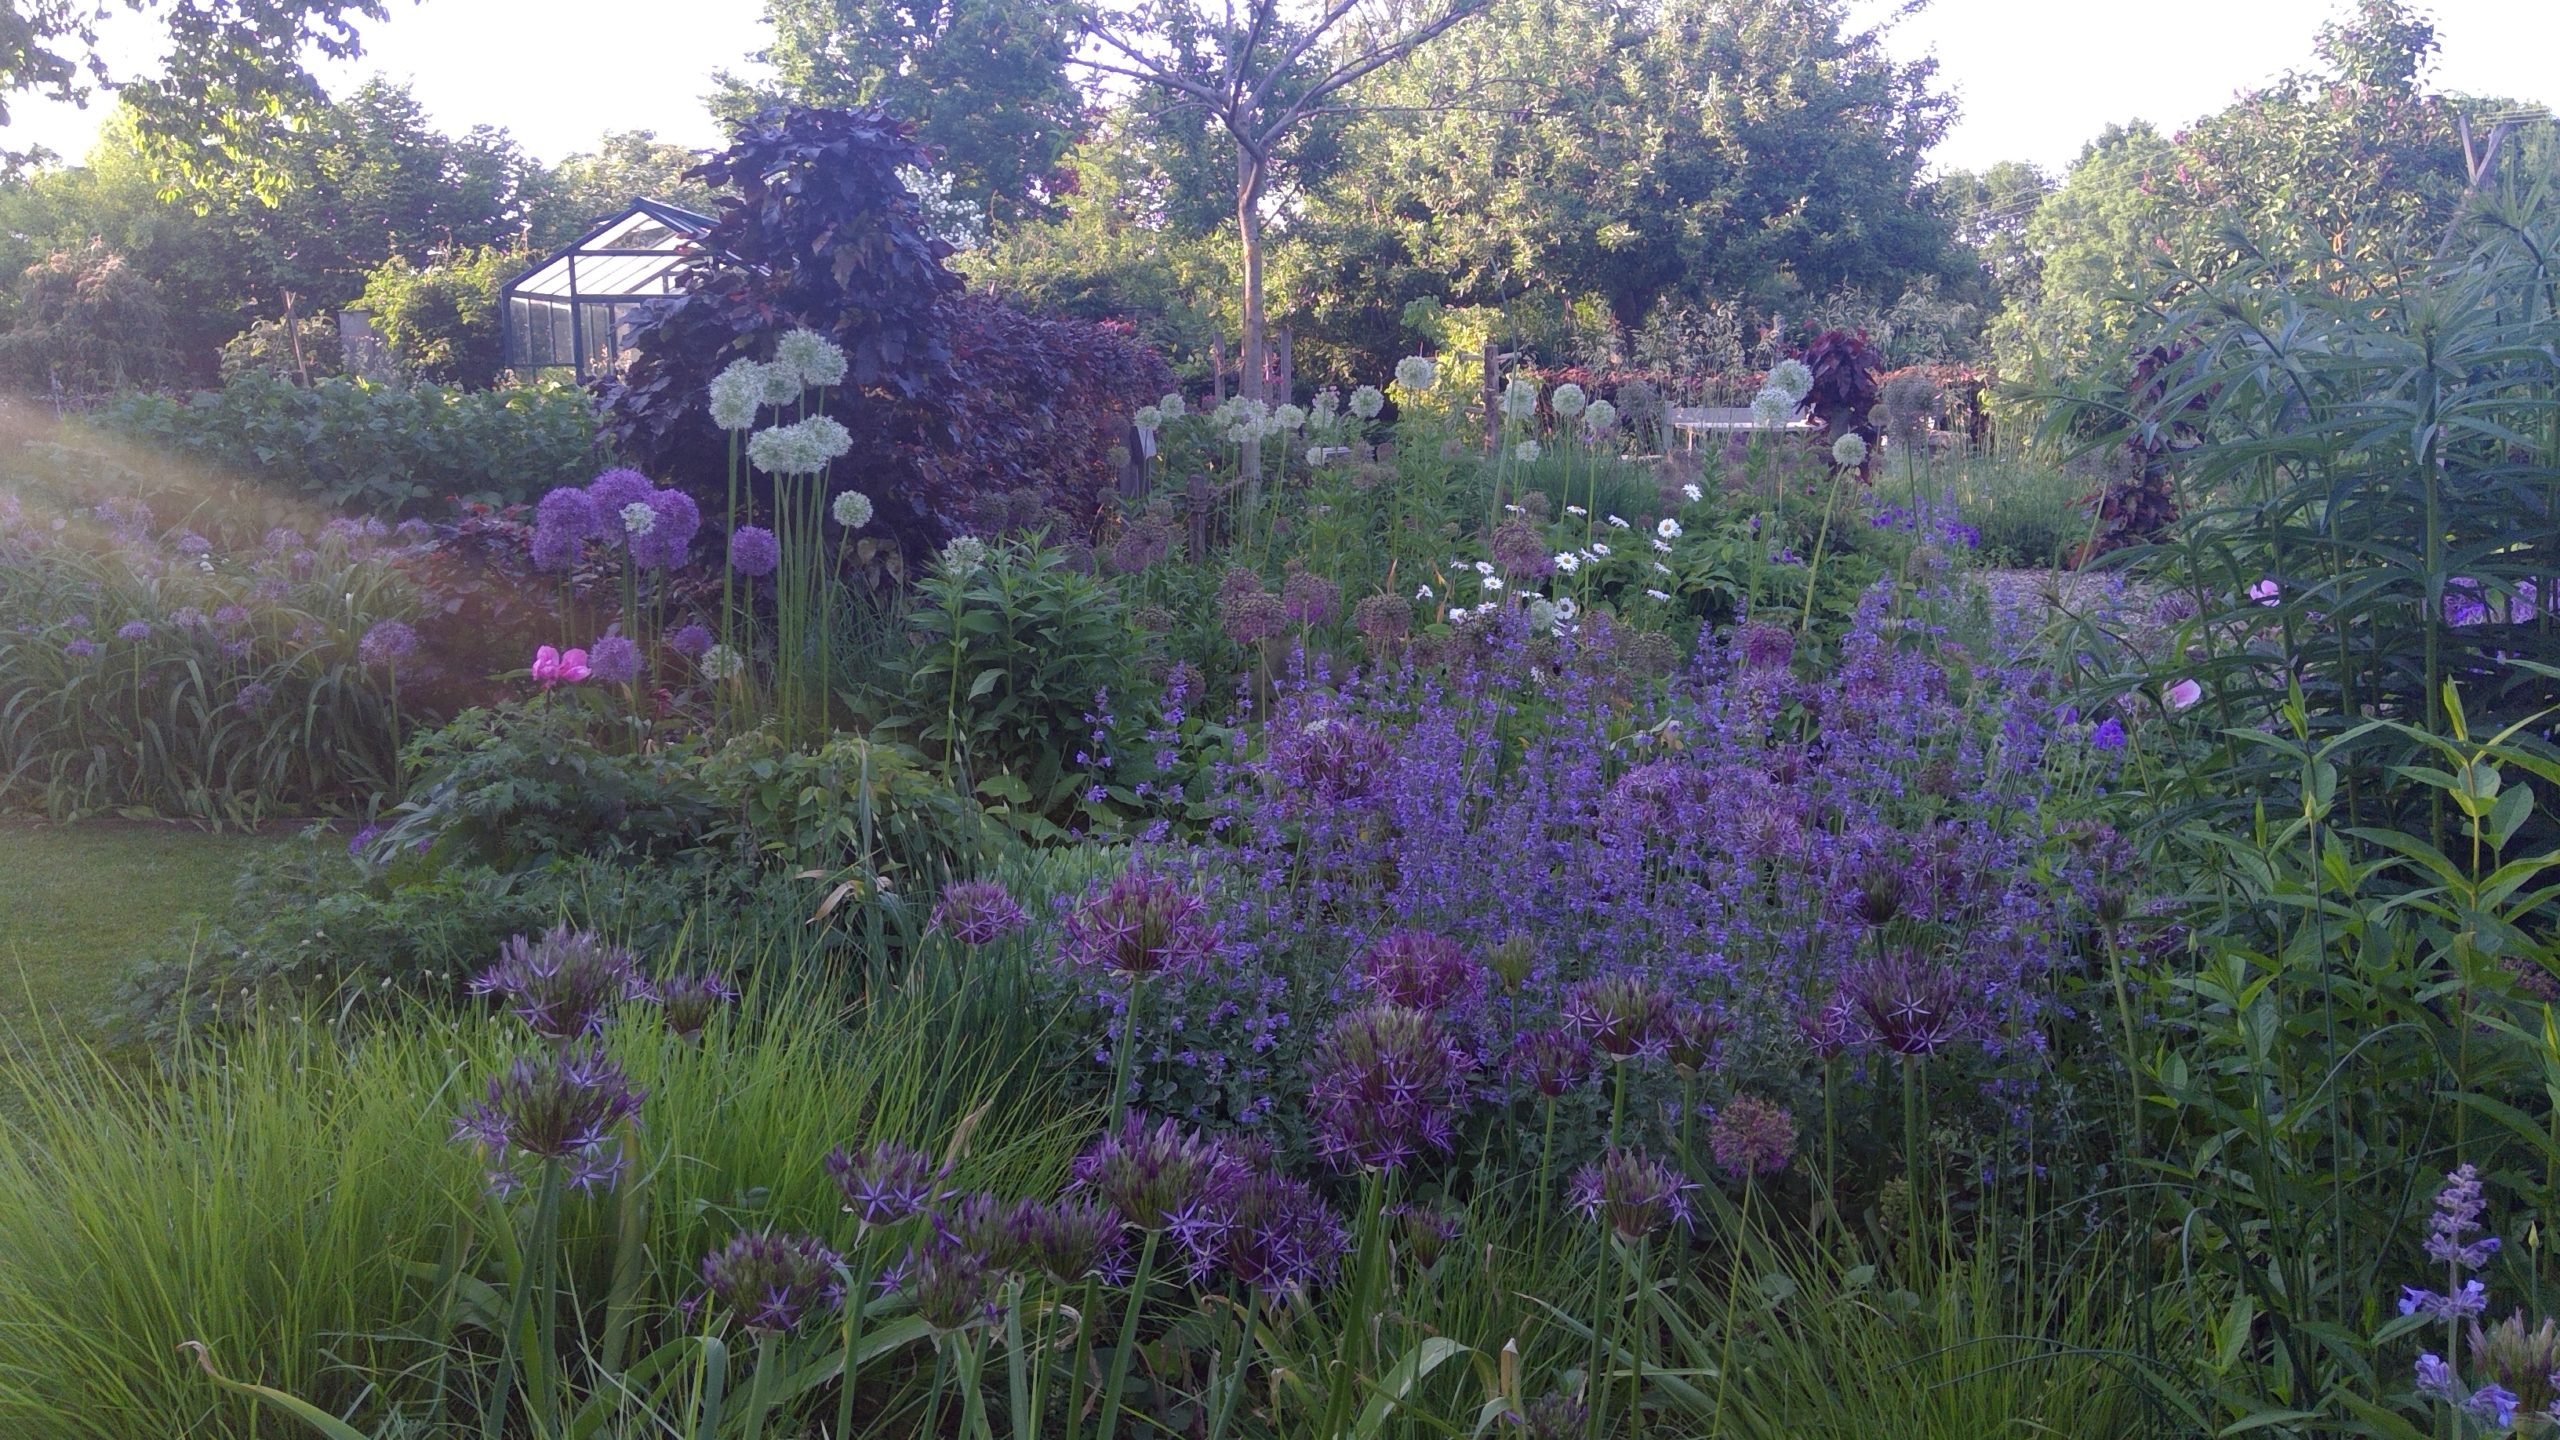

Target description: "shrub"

left=354, top=242, right=527, bottom=388
left=87, top=372, right=604, bottom=516
left=0, top=243, right=185, bottom=395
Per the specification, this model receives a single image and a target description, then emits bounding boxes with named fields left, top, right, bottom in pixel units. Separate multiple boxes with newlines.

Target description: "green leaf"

left=179, top=1342, right=371, bottom=1440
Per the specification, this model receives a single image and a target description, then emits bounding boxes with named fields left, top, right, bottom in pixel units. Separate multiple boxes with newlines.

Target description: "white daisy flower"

left=1657, top=517, right=1683, bottom=540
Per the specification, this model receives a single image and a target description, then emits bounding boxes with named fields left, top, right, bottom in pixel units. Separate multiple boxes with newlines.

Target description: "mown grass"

left=0, top=820, right=301, bottom=1044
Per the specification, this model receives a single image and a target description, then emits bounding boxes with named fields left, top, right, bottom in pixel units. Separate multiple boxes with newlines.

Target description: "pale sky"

left=4, top=0, right=2556, bottom=178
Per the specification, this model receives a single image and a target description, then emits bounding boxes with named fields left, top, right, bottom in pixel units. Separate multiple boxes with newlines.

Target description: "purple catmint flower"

left=453, top=1042, right=645, bottom=1193
left=2425, top=1164, right=2500, bottom=1270
left=1069, top=1113, right=1250, bottom=1272
left=1223, top=1171, right=1348, bottom=1296
left=1013, top=1195, right=1130, bottom=1286
left=1059, top=869, right=1222, bottom=981
left=1564, top=974, right=1673, bottom=1063
left=2414, top=1351, right=2455, bottom=1397
left=586, top=633, right=642, bottom=685
left=826, top=1141, right=948, bottom=1227
left=1357, top=930, right=1486, bottom=1013
left=1308, top=1003, right=1473, bottom=1172
left=666, top=623, right=715, bottom=659
left=1569, top=1147, right=1696, bottom=1243
left=727, top=525, right=781, bottom=578
left=532, top=486, right=602, bottom=571
left=653, top=972, right=737, bottom=1040
left=469, top=925, right=651, bottom=1041
left=631, top=488, right=701, bottom=569
left=357, top=620, right=417, bottom=667
left=1709, top=1095, right=1796, bottom=1177
left=2400, top=1280, right=2491, bottom=1322
left=931, top=879, right=1030, bottom=946
left=1511, top=1026, right=1596, bottom=1098
left=116, top=620, right=151, bottom=642
left=1847, top=952, right=1974, bottom=1057
left=699, top=1231, right=845, bottom=1335
left=346, top=823, right=382, bottom=859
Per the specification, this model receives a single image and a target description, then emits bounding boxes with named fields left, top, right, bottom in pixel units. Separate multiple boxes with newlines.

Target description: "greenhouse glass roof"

left=501, top=198, right=718, bottom=378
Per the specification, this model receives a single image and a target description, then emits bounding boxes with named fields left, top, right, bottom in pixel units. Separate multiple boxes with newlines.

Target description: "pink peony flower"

left=2247, top=578, right=2279, bottom=606
left=532, top=645, right=593, bottom=688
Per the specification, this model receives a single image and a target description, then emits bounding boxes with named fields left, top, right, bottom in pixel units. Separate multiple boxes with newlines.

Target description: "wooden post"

left=1210, top=337, right=1229, bottom=402
left=1275, top=327, right=1294, bottom=403
left=1481, top=337, right=1500, bottom=453
left=1185, top=473, right=1212, bottom=564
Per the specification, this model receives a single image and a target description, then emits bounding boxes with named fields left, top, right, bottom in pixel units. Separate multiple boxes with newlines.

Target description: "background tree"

left=354, top=242, right=525, bottom=386
left=0, top=242, right=184, bottom=392
left=524, top=130, right=721, bottom=247
left=720, top=0, right=1082, bottom=227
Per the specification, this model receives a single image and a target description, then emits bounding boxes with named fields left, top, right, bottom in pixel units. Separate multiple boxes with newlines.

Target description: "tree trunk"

left=1236, top=140, right=1267, bottom=494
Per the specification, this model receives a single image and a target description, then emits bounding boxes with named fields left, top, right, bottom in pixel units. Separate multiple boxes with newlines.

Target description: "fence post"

left=1185, top=473, right=1212, bottom=564
left=1210, top=337, right=1229, bottom=403
left=1275, top=327, right=1294, bottom=402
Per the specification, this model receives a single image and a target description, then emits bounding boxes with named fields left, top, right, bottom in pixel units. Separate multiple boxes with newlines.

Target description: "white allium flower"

left=757, top=362, right=805, bottom=406
left=700, top=644, right=745, bottom=681
left=1514, top=440, right=1541, bottom=463
left=1134, top=406, right=1162, bottom=430
left=1606, top=514, right=1629, bottom=529
left=1554, top=551, right=1581, bottom=573
left=1528, top=597, right=1557, bottom=630
left=1350, top=385, right=1386, bottom=419
left=748, top=417, right=848, bottom=476
left=1591, top=541, right=1612, bottom=557
left=1750, top=386, right=1793, bottom=428
left=941, top=535, right=988, bottom=573
left=1681, top=483, right=1702, bottom=503
left=1584, top=399, right=1617, bottom=432
left=1831, top=432, right=1870, bottom=468
left=708, top=361, right=764, bottom=430
left=1272, top=403, right=1307, bottom=432
left=775, top=328, right=849, bottom=388
left=1501, top=377, right=1539, bottom=419
left=1482, top=574, right=1505, bottom=592
left=1657, top=517, right=1683, bottom=540
left=1395, top=355, right=1438, bottom=392
left=620, top=501, right=658, bottom=535
left=1416, top=584, right=1434, bottom=601
left=1472, top=560, right=1495, bottom=575
left=831, top=490, right=874, bottom=529
left=1645, top=587, right=1672, bottom=601
left=1312, top=389, right=1340, bottom=424
left=1767, top=359, right=1814, bottom=404
left=1550, top=382, right=1587, bottom=418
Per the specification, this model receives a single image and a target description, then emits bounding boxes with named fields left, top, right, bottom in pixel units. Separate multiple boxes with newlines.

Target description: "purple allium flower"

left=288, top=548, right=318, bottom=579
left=1281, top=568, right=1339, bottom=625
left=586, top=633, right=642, bottom=685
left=357, top=619, right=417, bottom=667
left=631, top=488, right=701, bottom=569
left=699, top=1231, right=845, bottom=1335
left=1797, top=994, right=1871, bottom=1059
left=1357, top=930, right=1486, bottom=1013
left=1662, top=1003, right=1728, bottom=1076
left=1384, top=1203, right=1462, bottom=1272
left=1108, top=516, right=1172, bottom=574
left=116, top=620, right=151, bottom=641
left=2425, top=1165, right=2500, bottom=1270
left=586, top=468, right=656, bottom=526
left=532, top=486, right=602, bottom=571
left=2400, top=1281, right=2491, bottom=1322
left=1735, top=621, right=1795, bottom=671
left=171, top=606, right=206, bottom=629
left=1708, top=1095, right=1796, bottom=1177
left=2468, top=1384, right=2520, bottom=1428
left=653, top=972, right=737, bottom=1040
left=1515, top=1395, right=1588, bottom=1440
left=1274, top=716, right=1395, bottom=806
left=1569, top=1147, right=1696, bottom=1243
left=469, top=925, right=650, bottom=1041
left=825, top=1141, right=948, bottom=1227
left=394, top=518, right=435, bottom=546
left=92, top=496, right=152, bottom=539
left=62, top=638, right=98, bottom=659
left=1847, top=953, right=1974, bottom=1057
left=2415, top=1352, right=2455, bottom=1398
left=1059, top=869, right=1222, bottom=981
left=262, top=527, right=303, bottom=554
left=894, top=1235, right=997, bottom=1333
left=727, top=525, right=781, bottom=578
left=666, top=623, right=715, bottom=659
left=233, top=682, right=276, bottom=715
left=213, top=604, right=251, bottom=629
left=1510, top=1026, right=1596, bottom=1098
left=1223, top=1171, right=1349, bottom=1295
left=346, top=823, right=382, bottom=859
left=932, top=1191, right=1034, bottom=1271
left=1217, top=571, right=1287, bottom=646
left=1069, top=1113, right=1251, bottom=1268
left=453, top=1042, right=645, bottom=1193
left=2090, top=717, right=2126, bottom=751
left=1563, top=974, right=1673, bottom=1062
left=1489, top=518, right=1553, bottom=579
left=931, top=879, right=1030, bottom=946
left=1013, top=1195, right=1130, bottom=1286
left=1308, top=1003, right=1473, bottom=1172
left=1352, top=593, right=1411, bottom=644
left=173, top=531, right=211, bottom=556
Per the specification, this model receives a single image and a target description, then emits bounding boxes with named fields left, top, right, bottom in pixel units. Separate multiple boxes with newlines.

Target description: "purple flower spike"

left=825, top=1140, right=947, bottom=1227
left=469, top=925, right=651, bottom=1041
left=699, top=1231, right=845, bottom=1335
left=1059, top=869, right=1223, bottom=981
left=931, top=879, right=1030, bottom=946
left=1308, top=1003, right=1473, bottom=1172
left=1569, top=1147, right=1696, bottom=1243
left=453, top=1041, right=645, bottom=1193
left=2425, top=1164, right=2501, bottom=1270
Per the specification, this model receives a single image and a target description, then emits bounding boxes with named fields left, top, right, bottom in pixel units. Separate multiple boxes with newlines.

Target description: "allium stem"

left=738, top=1330, right=780, bottom=1440
left=1901, top=1054, right=1924, bottom=1268
left=2103, top=928, right=2143, bottom=1162
left=1096, top=1227, right=1159, bottom=1440
left=833, top=1230, right=873, bottom=1440
left=1107, top=980, right=1148, bottom=1127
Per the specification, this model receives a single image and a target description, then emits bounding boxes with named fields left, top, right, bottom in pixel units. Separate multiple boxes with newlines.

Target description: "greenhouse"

left=500, top=198, right=716, bottom=379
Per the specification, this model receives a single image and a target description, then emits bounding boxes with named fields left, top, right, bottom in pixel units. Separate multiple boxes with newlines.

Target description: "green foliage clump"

left=353, top=243, right=527, bottom=388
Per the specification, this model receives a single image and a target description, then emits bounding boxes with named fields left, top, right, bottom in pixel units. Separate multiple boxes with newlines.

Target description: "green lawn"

left=0, top=821, right=300, bottom=1045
